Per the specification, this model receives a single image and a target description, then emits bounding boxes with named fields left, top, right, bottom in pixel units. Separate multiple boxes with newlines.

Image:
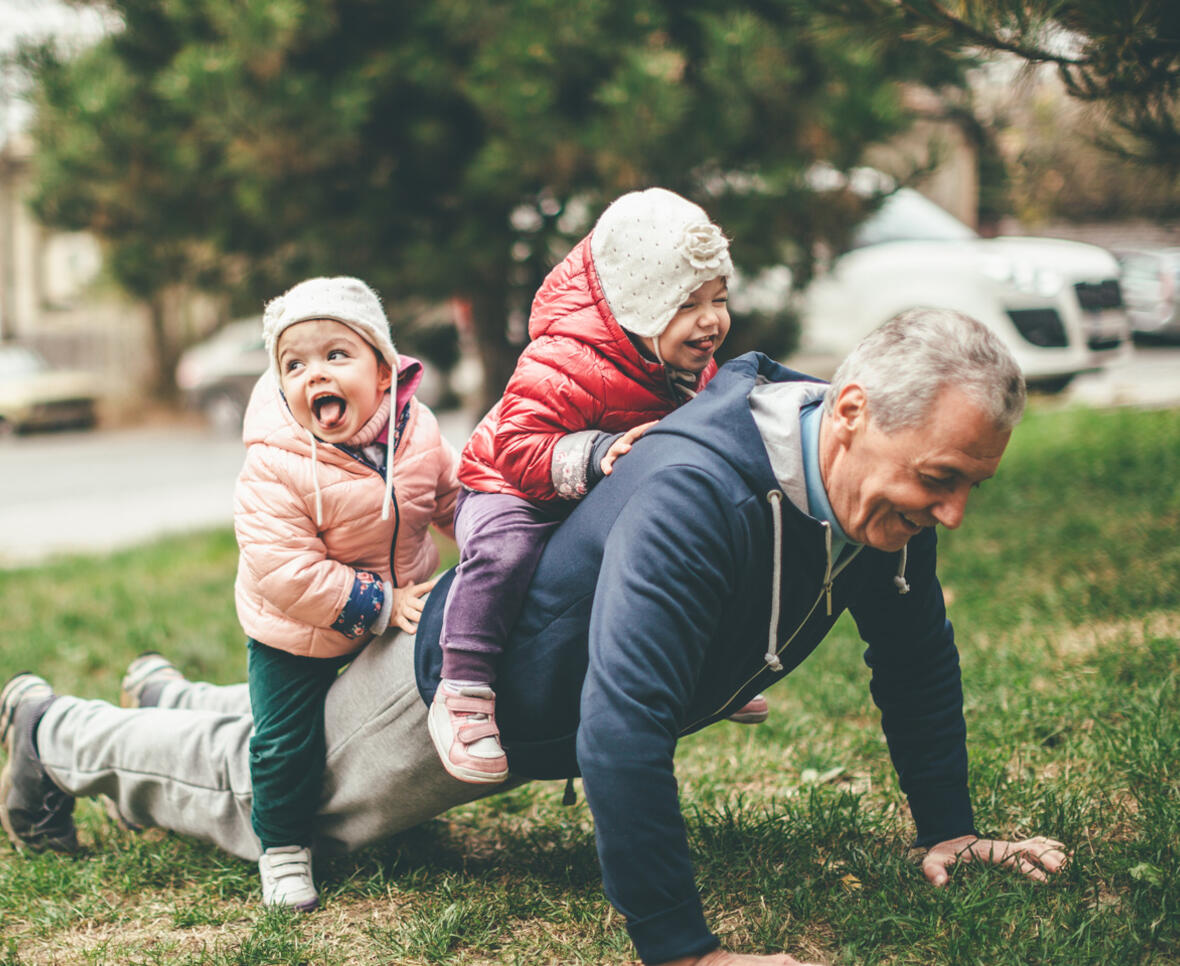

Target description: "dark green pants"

left=247, top=639, right=349, bottom=850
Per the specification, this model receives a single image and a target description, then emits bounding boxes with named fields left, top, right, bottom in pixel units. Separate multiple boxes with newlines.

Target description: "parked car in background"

left=0, top=343, right=100, bottom=436
left=176, top=313, right=450, bottom=435
left=175, top=316, right=268, bottom=435
left=789, top=187, right=1130, bottom=390
left=1116, top=247, right=1180, bottom=342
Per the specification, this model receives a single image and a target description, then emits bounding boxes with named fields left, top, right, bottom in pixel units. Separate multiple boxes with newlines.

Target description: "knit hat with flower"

left=262, top=276, right=397, bottom=380
left=589, top=187, right=733, bottom=340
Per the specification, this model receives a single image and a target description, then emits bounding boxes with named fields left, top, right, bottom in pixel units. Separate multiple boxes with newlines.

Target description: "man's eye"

left=921, top=474, right=951, bottom=487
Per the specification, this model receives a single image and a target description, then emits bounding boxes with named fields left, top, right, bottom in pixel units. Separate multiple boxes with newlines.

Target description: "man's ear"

left=829, top=383, right=869, bottom=442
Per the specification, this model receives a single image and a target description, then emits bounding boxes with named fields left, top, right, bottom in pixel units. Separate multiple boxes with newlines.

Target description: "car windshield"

left=851, top=188, right=978, bottom=248
left=0, top=346, right=50, bottom=379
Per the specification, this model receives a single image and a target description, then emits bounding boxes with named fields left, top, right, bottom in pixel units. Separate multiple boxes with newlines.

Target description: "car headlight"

left=982, top=257, right=1064, bottom=298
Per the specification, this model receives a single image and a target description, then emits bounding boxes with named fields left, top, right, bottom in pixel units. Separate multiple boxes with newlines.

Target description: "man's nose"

left=932, top=487, right=970, bottom=529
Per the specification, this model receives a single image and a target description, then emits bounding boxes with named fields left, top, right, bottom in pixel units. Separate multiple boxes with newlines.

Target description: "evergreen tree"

left=18, top=0, right=968, bottom=406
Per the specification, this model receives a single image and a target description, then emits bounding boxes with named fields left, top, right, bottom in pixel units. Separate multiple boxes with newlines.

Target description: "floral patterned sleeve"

left=330, top=570, right=387, bottom=640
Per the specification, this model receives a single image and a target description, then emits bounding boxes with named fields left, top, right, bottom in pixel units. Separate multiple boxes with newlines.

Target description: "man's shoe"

left=728, top=693, right=770, bottom=725
left=427, top=685, right=509, bottom=784
left=259, top=846, right=319, bottom=911
left=120, top=652, right=185, bottom=708
left=0, top=672, right=78, bottom=853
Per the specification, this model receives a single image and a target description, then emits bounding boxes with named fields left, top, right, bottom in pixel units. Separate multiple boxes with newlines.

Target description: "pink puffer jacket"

left=234, top=358, right=459, bottom=658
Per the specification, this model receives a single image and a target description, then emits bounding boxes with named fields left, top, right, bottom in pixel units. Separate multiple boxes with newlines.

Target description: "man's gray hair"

left=823, top=308, right=1027, bottom=433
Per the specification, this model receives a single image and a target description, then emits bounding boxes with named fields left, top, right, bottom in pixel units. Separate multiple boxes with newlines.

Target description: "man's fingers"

left=1012, top=837, right=1070, bottom=874
left=924, top=835, right=1069, bottom=886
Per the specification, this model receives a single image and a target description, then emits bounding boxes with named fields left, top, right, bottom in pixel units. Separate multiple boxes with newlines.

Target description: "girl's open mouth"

left=312, top=393, right=347, bottom=430
left=685, top=336, right=716, bottom=352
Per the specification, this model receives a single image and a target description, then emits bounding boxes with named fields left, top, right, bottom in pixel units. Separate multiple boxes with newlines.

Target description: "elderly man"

left=1, top=308, right=1066, bottom=966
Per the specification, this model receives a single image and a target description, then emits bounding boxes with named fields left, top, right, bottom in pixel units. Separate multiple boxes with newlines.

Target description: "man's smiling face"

left=822, top=383, right=1011, bottom=552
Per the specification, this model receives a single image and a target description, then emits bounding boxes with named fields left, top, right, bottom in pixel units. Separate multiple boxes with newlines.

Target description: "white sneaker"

left=259, top=846, right=319, bottom=911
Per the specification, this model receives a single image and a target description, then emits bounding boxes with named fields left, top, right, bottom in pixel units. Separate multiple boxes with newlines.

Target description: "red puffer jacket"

left=460, top=235, right=716, bottom=504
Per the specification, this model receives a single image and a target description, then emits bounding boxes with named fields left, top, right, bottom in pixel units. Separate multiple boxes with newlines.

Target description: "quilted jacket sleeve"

left=492, top=336, right=609, bottom=503
left=234, top=444, right=364, bottom=630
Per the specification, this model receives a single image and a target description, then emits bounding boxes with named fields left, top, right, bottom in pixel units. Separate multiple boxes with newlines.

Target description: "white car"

left=789, top=188, right=1130, bottom=389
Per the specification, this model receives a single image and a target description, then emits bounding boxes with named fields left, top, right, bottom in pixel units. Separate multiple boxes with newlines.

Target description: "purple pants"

left=439, top=489, right=566, bottom=684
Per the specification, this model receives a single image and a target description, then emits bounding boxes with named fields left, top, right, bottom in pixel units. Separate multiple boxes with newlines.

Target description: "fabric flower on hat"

left=680, top=222, right=729, bottom=272
left=589, top=187, right=734, bottom=339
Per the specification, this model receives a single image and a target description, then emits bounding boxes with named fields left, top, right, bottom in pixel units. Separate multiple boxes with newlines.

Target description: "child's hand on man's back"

left=390, top=575, right=441, bottom=633
left=600, top=421, right=658, bottom=476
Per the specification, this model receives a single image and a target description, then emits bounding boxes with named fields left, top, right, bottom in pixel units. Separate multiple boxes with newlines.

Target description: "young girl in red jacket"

left=430, top=188, right=766, bottom=784
left=232, top=276, right=459, bottom=908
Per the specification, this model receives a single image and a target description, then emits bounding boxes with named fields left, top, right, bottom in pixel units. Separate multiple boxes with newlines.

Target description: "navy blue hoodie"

left=417, top=352, right=974, bottom=964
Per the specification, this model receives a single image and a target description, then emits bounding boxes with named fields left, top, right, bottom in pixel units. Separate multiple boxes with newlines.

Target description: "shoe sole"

left=0, top=760, right=24, bottom=853
left=265, top=895, right=320, bottom=913
left=728, top=711, right=769, bottom=725
left=120, top=654, right=182, bottom=709
left=0, top=673, right=46, bottom=750
left=426, top=701, right=509, bottom=784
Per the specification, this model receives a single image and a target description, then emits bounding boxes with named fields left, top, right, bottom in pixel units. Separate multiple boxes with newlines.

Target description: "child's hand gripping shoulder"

left=599, top=420, right=658, bottom=477
left=390, top=574, right=441, bottom=633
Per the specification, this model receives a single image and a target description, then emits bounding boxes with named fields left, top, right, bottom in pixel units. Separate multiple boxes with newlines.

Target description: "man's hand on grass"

left=922, top=834, right=1069, bottom=886
left=658, top=950, right=822, bottom=965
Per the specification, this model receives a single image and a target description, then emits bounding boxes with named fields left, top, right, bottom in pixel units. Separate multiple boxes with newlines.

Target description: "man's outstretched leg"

left=34, top=676, right=260, bottom=859
left=0, top=673, right=79, bottom=854
left=121, top=651, right=251, bottom=715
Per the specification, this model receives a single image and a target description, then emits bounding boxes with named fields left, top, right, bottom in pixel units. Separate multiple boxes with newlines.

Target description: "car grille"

left=1074, top=279, right=1123, bottom=312
left=1007, top=308, right=1068, bottom=347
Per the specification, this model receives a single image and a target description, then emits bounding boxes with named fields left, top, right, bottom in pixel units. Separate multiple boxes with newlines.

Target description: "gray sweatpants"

left=36, top=628, right=514, bottom=861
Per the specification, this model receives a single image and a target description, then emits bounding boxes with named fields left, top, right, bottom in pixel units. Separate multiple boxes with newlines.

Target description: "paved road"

left=1, top=348, right=1176, bottom=568
left=0, top=410, right=475, bottom=568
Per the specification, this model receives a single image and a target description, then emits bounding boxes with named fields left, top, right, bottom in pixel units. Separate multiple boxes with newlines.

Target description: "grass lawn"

left=0, top=402, right=1177, bottom=965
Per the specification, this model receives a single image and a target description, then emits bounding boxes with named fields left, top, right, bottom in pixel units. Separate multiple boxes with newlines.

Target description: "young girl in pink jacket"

left=233, top=276, right=459, bottom=911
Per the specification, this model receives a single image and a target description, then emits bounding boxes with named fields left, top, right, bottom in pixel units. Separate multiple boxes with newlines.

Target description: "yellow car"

left=0, top=343, right=99, bottom=435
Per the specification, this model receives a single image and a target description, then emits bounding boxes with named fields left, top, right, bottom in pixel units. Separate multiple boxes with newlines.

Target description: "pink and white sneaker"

left=427, top=684, right=509, bottom=784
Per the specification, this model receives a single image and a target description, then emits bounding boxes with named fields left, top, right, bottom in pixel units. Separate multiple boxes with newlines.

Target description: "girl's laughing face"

left=276, top=319, right=391, bottom=443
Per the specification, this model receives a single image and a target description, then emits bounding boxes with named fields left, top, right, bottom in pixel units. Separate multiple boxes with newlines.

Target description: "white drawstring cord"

left=307, top=430, right=324, bottom=527
left=894, top=544, right=910, bottom=594
left=381, top=445, right=394, bottom=521
left=764, top=490, right=784, bottom=672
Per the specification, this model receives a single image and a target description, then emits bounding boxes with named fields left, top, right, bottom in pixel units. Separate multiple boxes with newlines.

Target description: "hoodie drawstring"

left=894, top=544, right=910, bottom=594
left=764, top=491, right=784, bottom=672
left=822, top=520, right=834, bottom=615
left=307, top=431, right=324, bottom=527
left=381, top=451, right=394, bottom=521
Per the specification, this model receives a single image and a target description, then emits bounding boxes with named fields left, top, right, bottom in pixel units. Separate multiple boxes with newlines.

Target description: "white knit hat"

left=263, top=276, right=396, bottom=379
left=589, top=187, right=734, bottom=339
